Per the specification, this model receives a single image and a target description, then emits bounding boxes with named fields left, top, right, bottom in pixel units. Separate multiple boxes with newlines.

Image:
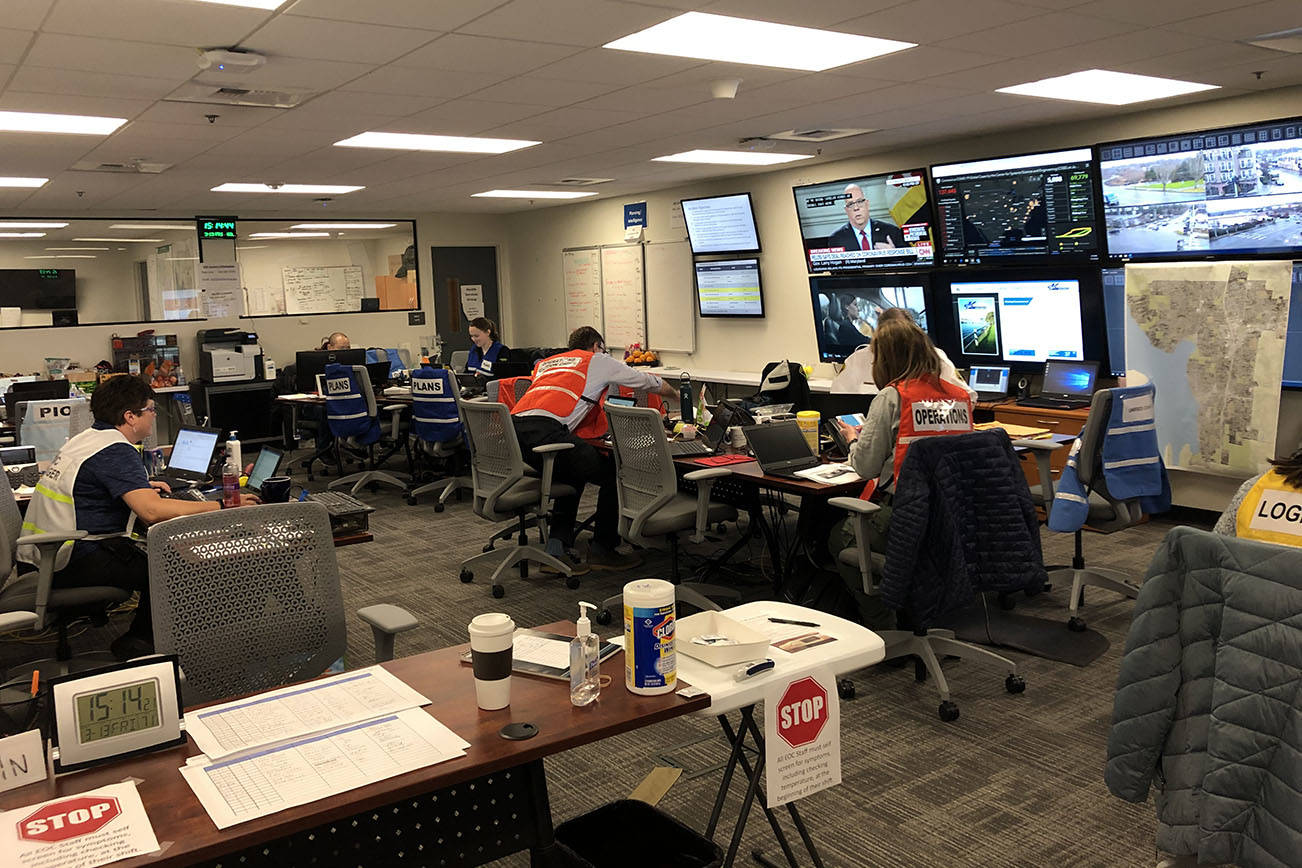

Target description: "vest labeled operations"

left=19, top=427, right=137, bottom=571
left=513, top=350, right=612, bottom=438
left=1236, top=470, right=1302, bottom=545
left=893, top=375, right=975, bottom=479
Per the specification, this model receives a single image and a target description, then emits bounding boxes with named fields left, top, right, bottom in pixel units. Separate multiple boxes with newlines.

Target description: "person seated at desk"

left=321, top=331, right=351, bottom=351
left=830, top=318, right=975, bottom=628
left=465, top=317, right=509, bottom=377
left=511, top=325, right=675, bottom=573
left=857, top=307, right=975, bottom=399
left=1214, top=446, right=1302, bottom=546
left=17, top=376, right=258, bottom=660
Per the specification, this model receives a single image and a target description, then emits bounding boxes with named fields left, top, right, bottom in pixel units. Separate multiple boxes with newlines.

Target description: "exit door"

left=431, top=246, right=501, bottom=361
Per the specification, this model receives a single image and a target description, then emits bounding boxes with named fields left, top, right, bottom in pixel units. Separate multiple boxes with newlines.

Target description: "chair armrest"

left=531, top=442, right=574, bottom=511
left=16, top=530, right=88, bottom=547
left=530, top=443, right=574, bottom=454
left=358, top=604, right=419, bottom=664
left=827, top=497, right=881, bottom=515
left=14, top=531, right=88, bottom=629
left=683, top=467, right=732, bottom=543
left=682, top=467, right=732, bottom=483
left=828, top=497, right=879, bottom=595
left=382, top=404, right=406, bottom=439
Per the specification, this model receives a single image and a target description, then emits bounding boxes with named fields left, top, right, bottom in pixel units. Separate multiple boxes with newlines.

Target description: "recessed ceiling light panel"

left=211, top=183, right=364, bottom=194
left=472, top=190, right=598, bottom=199
left=73, top=237, right=164, bottom=242
left=0, top=110, right=126, bottom=135
left=247, top=232, right=332, bottom=238
left=334, top=132, right=540, bottom=154
left=0, top=232, right=45, bottom=238
left=0, top=177, right=49, bottom=188
left=0, top=222, right=67, bottom=228
left=604, top=12, right=915, bottom=72
left=996, top=69, right=1218, bottom=105
left=110, top=224, right=195, bottom=230
left=289, top=223, right=397, bottom=229
left=652, top=149, right=814, bottom=166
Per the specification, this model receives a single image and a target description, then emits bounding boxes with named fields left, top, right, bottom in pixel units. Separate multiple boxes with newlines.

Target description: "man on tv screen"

left=828, top=183, right=908, bottom=252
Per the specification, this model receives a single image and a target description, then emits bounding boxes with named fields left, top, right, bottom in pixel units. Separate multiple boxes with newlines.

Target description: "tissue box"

left=677, top=611, right=770, bottom=668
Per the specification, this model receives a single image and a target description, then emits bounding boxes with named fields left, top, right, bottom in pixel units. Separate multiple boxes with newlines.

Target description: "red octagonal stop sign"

left=18, top=796, right=121, bottom=843
left=776, top=676, right=829, bottom=748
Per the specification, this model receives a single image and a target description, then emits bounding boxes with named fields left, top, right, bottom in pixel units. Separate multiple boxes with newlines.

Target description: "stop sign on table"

left=18, top=796, right=121, bottom=843
left=776, top=676, right=829, bottom=748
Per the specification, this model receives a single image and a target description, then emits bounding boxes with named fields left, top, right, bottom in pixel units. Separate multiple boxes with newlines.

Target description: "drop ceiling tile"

left=1194, top=55, right=1302, bottom=90
left=460, top=0, right=677, bottom=47
left=0, top=28, right=33, bottom=64
left=1118, top=40, right=1287, bottom=77
left=573, top=85, right=710, bottom=115
left=222, top=126, right=342, bottom=154
left=396, top=34, right=580, bottom=76
left=935, top=11, right=1135, bottom=55
left=134, top=100, right=280, bottom=126
left=1071, top=0, right=1261, bottom=26
left=79, top=137, right=216, bottom=165
left=242, top=15, right=440, bottom=64
left=703, top=0, right=906, bottom=26
left=224, top=108, right=384, bottom=133
left=397, top=99, right=546, bottom=135
left=484, top=105, right=644, bottom=140
left=283, top=0, right=505, bottom=32
left=25, top=33, right=199, bottom=80
left=1026, top=27, right=1216, bottom=70
left=43, top=0, right=269, bottom=46
left=641, top=63, right=800, bottom=92
left=468, top=75, right=621, bottom=107
left=9, top=65, right=183, bottom=99
left=5, top=0, right=56, bottom=31
left=834, top=45, right=1003, bottom=81
left=110, top=119, right=248, bottom=144
left=921, top=55, right=1074, bottom=91
left=0, top=137, right=99, bottom=168
left=293, top=89, right=444, bottom=118
left=1165, top=0, right=1302, bottom=41
left=529, top=47, right=703, bottom=85
left=235, top=56, right=376, bottom=91
left=839, top=0, right=1043, bottom=44
left=341, top=66, right=497, bottom=98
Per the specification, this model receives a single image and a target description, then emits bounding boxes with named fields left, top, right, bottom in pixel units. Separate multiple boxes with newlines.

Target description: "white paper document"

left=1, top=780, right=159, bottom=868
left=513, top=634, right=572, bottom=669
left=185, top=666, right=431, bottom=761
left=181, top=708, right=468, bottom=829
left=792, top=463, right=861, bottom=485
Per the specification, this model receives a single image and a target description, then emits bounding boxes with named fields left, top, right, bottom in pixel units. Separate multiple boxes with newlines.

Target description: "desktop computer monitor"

left=296, top=349, right=366, bottom=393
left=808, top=273, right=932, bottom=362
left=4, top=379, right=70, bottom=423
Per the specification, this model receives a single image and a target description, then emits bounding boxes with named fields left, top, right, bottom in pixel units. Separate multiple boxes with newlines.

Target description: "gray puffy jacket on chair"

left=1105, top=526, right=1302, bottom=867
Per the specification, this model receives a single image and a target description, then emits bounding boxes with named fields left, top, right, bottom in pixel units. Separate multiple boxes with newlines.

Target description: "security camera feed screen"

left=932, top=148, right=1100, bottom=264
left=809, top=274, right=930, bottom=362
left=1099, top=117, right=1302, bottom=260
left=950, top=279, right=1083, bottom=364
left=792, top=170, right=934, bottom=272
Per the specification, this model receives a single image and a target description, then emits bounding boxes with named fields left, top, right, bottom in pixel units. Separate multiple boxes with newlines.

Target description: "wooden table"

left=0, top=622, right=709, bottom=867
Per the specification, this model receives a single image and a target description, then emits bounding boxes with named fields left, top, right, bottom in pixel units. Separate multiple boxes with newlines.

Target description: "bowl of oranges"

left=623, top=343, right=660, bottom=366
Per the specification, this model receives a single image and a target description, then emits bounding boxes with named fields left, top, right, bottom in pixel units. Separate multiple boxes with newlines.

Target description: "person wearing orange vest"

left=829, top=318, right=974, bottom=628
left=1215, top=447, right=1302, bottom=547
left=511, top=325, right=676, bottom=573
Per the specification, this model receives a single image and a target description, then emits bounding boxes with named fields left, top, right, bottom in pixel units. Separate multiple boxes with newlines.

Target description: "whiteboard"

left=644, top=241, right=695, bottom=353
left=600, top=245, right=645, bottom=349
left=562, top=247, right=603, bottom=336
left=282, top=265, right=364, bottom=314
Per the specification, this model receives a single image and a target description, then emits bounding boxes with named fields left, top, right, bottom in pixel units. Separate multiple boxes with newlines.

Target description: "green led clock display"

left=199, top=218, right=238, bottom=240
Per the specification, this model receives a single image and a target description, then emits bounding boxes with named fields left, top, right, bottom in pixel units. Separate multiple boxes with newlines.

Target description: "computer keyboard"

left=307, top=490, right=375, bottom=516
left=667, top=439, right=711, bottom=456
left=1017, top=397, right=1088, bottom=410
left=163, top=487, right=210, bottom=502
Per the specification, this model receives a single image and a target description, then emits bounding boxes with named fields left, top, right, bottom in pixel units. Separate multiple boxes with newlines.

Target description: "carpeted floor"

left=1, top=458, right=1220, bottom=867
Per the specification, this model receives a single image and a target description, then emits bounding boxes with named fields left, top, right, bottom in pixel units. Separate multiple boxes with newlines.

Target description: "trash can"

left=553, top=799, right=722, bottom=868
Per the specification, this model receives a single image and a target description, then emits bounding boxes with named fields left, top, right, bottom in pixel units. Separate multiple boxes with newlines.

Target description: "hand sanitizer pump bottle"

left=570, top=602, right=601, bottom=706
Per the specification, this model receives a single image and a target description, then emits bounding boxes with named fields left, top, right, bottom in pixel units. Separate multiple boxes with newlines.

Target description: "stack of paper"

left=179, top=666, right=469, bottom=829
left=975, top=421, right=1052, bottom=440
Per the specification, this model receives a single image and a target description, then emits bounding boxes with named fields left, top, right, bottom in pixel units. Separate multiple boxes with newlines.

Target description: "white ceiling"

left=0, top=0, right=1297, bottom=216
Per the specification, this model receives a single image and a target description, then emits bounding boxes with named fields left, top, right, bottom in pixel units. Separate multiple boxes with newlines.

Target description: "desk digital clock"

left=49, top=656, right=185, bottom=773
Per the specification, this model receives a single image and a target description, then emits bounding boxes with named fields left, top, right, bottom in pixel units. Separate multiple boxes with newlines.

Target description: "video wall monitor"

left=1098, top=115, right=1302, bottom=261
left=1281, top=264, right=1302, bottom=388
left=680, top=193, right=761, bottom=255
left=808, top=273, right=931, bottom=363
left=694, top=258, right=764, bottom=318
left=0, top=269, right=76, bottom=310
left=1100, top=267, right=1128, bottom=377
left=948, top=277, right=1085, bottom=365
left=792, top=169, right=934, bottom=273
left=931, top=148, right=1101, bottom=265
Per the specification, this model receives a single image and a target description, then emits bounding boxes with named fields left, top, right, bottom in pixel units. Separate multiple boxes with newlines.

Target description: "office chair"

left=406, top=367, right=471, bottom=511
left=450, top=349, right=470, bottom=371
left=0, top=471, right=127, bottom=675
left=832, top=431, right=1037, bottom=721
left=595, top=405, right=740, bottom=623
left=146, top=502, right=418, bottom=706
left=456, top=397, right=577, bottom=599
left=322, top=363, right=411, bottom=496
left=16, top=398, right=91, bottom=462
left=1033, top=388, right=1146, bottom=631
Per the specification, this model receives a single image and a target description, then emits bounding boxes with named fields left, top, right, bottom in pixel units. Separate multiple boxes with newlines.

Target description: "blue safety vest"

left=466, top=342, right=504, bottom=376
left=323, top=363, right=380, bottom=445
left=411, top=367, right=462, bottom=444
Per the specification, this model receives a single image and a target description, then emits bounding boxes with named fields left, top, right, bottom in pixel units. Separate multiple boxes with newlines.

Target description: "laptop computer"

left=1018, top=360, right=1099, bottom=410
left=969, top=365, right=1011, bottom=402
left=154, top=426, right=221, bottom=489
left=742, top=420, right=821, bottom=478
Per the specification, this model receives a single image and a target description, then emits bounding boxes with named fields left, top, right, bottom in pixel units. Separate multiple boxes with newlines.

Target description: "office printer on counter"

left=198, top=328, right=264, bottom=383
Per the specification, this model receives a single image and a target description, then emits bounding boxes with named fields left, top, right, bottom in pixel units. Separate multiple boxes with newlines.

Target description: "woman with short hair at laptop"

left=465, top=317, right=509, bottom=377
left=828, top=318, right=975, bottom=628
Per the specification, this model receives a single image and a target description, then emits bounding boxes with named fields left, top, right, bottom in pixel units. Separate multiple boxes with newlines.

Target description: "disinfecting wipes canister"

left=623, top=578, right=676, bottom=695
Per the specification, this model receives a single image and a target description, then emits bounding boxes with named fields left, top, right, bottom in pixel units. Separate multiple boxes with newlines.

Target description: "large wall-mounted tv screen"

left=808, top=273, right=931, bottom=363
left=792, top=169, right=934, bottom=273
left=680, top=193, right=761, bottom=255
left=1098, top=116, right=1302, bottom=261
left=694, top=257, right=764, bottom=318
left=931, top=148, right=1101, bottom=265
left=0, top=268, right=76, bottom=311
left=948, top=277, right=1085, bottom=365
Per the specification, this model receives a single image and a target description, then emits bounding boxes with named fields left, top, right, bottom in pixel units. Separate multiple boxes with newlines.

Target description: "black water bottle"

left=679, top=371, right=694, bottom=425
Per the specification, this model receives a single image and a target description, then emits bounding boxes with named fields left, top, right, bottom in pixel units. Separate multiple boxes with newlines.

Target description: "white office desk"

left=652, top=367, right=862, bottom=396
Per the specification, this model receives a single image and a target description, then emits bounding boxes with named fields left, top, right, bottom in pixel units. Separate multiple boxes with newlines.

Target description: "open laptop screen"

left=1041, top=360, right=1098, bottom=399
left=168, top=427, right=221, bottom=475
left=970, top=365, right=1010, bottom=395
left=744, top=420, right=815, bottom=469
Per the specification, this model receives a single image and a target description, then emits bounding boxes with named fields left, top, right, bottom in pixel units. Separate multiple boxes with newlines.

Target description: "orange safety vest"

left=861, top=374, right=974, bottom=500
left=1234, top=470, right=1302, bottom=547
left=512, top=351, right=666, bottom=440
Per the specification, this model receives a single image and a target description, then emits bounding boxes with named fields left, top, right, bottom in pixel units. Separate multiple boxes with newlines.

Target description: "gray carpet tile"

left=1, top=462, right=1220, bottom=867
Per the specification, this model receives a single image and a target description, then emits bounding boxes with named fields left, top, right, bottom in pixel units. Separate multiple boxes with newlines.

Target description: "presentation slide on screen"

left=793, top=171, right=934, bottom=272
left=695, top=259, right=763, bottom=316
left=681, top=194, right=760, bottom=254
left=951, top=279, right=1083, bottom=363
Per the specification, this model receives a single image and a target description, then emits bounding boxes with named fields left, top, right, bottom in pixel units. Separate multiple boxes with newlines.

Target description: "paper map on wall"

left=1124, top=260, right=1292, bottom=473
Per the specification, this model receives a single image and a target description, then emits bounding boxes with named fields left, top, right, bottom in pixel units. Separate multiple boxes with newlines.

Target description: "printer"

left=197, top=328, right=264, bottom=383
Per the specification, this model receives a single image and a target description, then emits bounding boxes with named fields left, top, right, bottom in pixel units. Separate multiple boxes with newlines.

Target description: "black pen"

left=769, top=617, right=819, bottom=627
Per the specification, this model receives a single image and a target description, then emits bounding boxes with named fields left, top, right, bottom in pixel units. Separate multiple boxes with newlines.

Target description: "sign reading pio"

left=18, top=795, right=120, bottom=843
left=776, top=676, right=829, bottom=749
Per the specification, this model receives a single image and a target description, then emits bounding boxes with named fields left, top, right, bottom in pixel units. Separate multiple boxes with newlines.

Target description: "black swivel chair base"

left=459, top=513, right=577, bottom=599
left=1056, top=529, right=1141, bottom=632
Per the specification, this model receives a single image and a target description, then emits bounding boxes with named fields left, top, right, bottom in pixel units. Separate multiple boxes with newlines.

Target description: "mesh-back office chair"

left=832, top=431, right=1036, bottom=721
left=1034, top=388, right=1145, bottom=631
left=596, top=405, right=740, bottom=623
left=0, top=471, right=126, bottom=669
left=450, top=350, right=470, bottom=372
left=406, top=367, right=471, bottom=510
left=457, top=398, right=576, bottom=599
left=16, top=398, right=92, bottom=462
left=147, top=502, right=417, bottom=706
left=323, top=363, right=411, bottom=496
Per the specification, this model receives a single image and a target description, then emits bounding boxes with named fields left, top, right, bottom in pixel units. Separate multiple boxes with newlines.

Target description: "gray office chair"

left=327, top=364, right=412, bottom=496
left=456, top=397, right=576, bottom=599
left=450, top=349, right=470, bottom=371
left=146, top=502, right=418, bottom=706
left=596, top=405, right=740, bottom=623
left=1031, top=388, right=1143, bottom=631
left=16, top=398, right=91, bottom=462
left=0, top=470, right=126, bottom=673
